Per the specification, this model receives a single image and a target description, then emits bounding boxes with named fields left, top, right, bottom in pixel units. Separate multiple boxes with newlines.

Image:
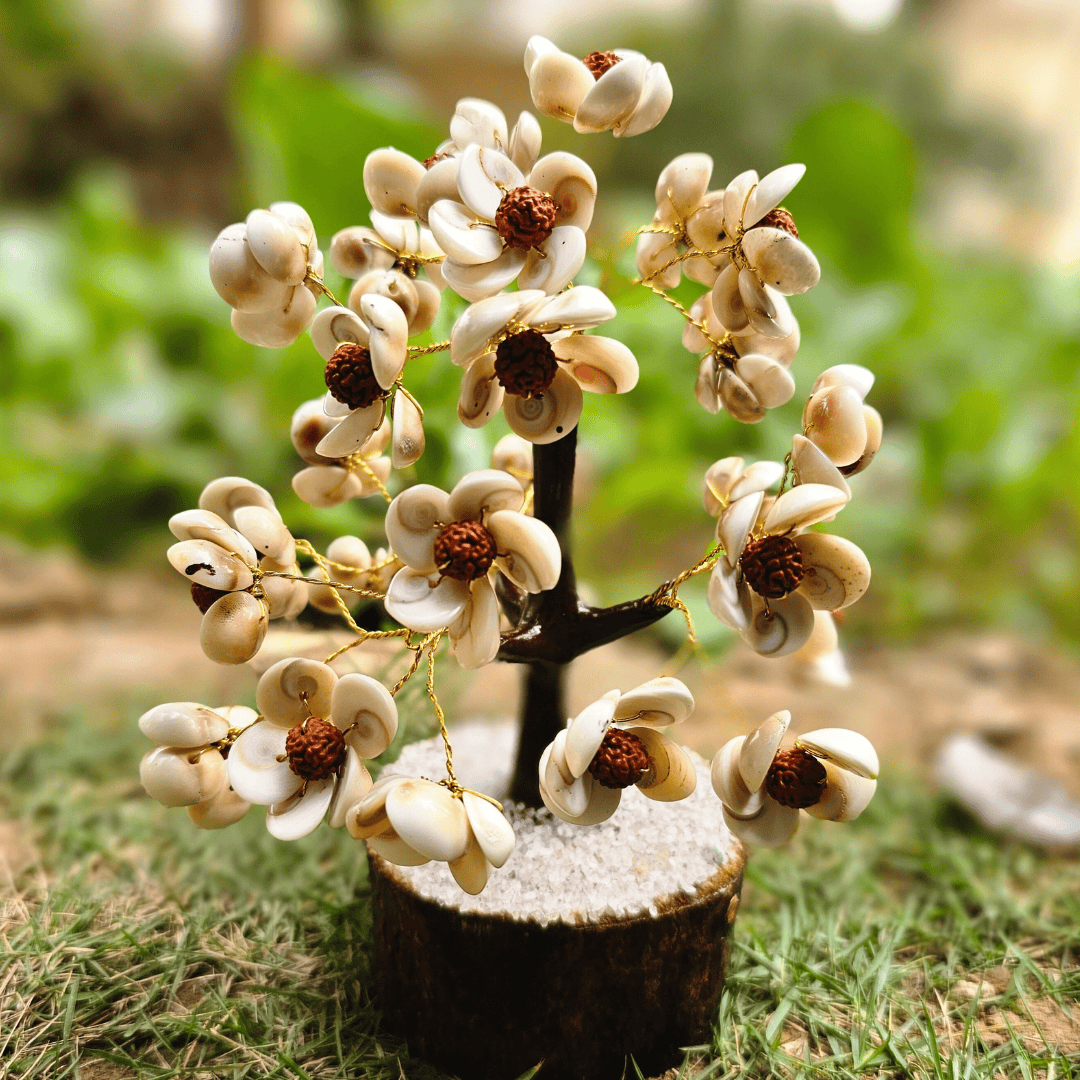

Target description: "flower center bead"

left=582, top=50, right=621, bottom=79
left=764, top=748, right=827, bottom=809
left=324, top=342, right=384, bottom=409
left=739, top=535, right=805, bottom=599
left=494, top=330, right=559, bottom=395
left=284, top=717, right=347, bottom=782
left=755, top=207, right=799, bottom=238
left=588, top=729, right=652, bottom=789
left=494, top=186, right=559, bottom=250
left=434, top=520, right=498, bottom=582
left=190, top=582, right=227, bottom=613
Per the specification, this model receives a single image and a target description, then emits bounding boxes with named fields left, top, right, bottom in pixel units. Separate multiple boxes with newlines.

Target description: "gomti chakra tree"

left=138, top=35, right=881, bottom=895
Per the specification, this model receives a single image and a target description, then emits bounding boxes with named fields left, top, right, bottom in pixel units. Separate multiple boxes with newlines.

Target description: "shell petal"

left=363, top=147, right=426, bottom=218
left=791, top=435, right=851, bottom=497
left=528, top=285, right=615, bottom=332
left=743, top=163, right=806, bottom=227
left=310, top=305, right=370, bottom=361
left=187, top=786, right=250, bottom=830
left=503, top=366, right=582, bottom=445
left=327, top=750, right=374, bottom=829
left=448, top=577, right=501, bottom=670
left=742, top=228, right=820, bottom=295
left=332, top=673, right=398, bottom=757
left=140, top=746, right=226, bottom=808
left=167, top=510, right=258, bottom=564
left=718, top=367, right=765, bottom=423
left=245, top=208, right=307, bottom=286
left=797, top=728, right=879, bottom=779
left=267, top=779, right=334, bottom=840
left=616, top=62, right=672, bottom=138
left=573, top=53, right=649, bottom=133
left=508, top=110, right=543, bottom=174
left=384, top=568, right=470, bottom=633
left=564, top=692, right=620, bottom=778
left=739, top=710, right=791, bottom=792
left=553, top=335, right=639, bottom=395
left=448, top=469, right=523, bottom=521
left=201, top=591, right=268, bottom=665
left=232, top=505, right=293, bottom=565
left=457, top=144, right=524, bottom=222
left=804, top=763, right=877, bottom=821
left=613, top=677, right=694, bottom=728
left=329, top=225, right=395, bottom=279
left=723, top=169, right=758, bottom=236
left=741, top=592, right=815, bottom=658
left=255, top=657, right=336, bottom=728
left=728, top=459, right=786, bottom=503
left=368, top=835, right=431, bottom=866
left=527, top=152, right=597, bottom=231
left=449, top=832, right=491, bottom=895
left=634, top=731, right=697, bottom=801
left=450, top=290, right=543, bottom=367
left=209, top=223, right=292, bottom=313
left=292, top=466, right=364, bottom=509
left=519, top=226, right=586, bottom=296
left=794, top=533, right=871, bottom=611
left=812, top=363, right=875, bottom=399
left=711, top=261, right=749, bottom=333
left=415, top=156, right=460, bottom=226
left=458, top=353, right=505, bottom=428
left=723, top=799, right=800, bottom=847
left=315, top=403, right=386, bottom=460
left=541, top=732, right=593, bottom=819
left=803, top=385, right=868, bottom=468
left=226, top=723, right=301, bottom=806
left=528, top=51, right=594, bottom=122
left=428, top=201, right=504, bottom=266
left=385, top=779, right=470, bottom=863
left=706, top=558, right=754, bottom=632
left=167, top=539, right=253, bottom=592
left=703, top=456, right=745, bottom=514
left=710, top=737, right=764, bottom=816
left=391, top=390, right=425, bottom=469
left=718, top=490, right=763, bottom=566
left=489, top=511, right=562, bottom=593
left=462, top=792, right=515, bottom=868
left=450, top=97, right=508, bottom=153
left=384, top=484, right=449, bottom=572
left=139, top=702, right=229, bottom=748
left=441, top=247, right=526, bottom=303
left=763, top=483, right=850, bottom=535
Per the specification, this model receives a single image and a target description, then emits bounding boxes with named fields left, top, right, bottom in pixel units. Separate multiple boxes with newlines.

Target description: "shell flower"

left=347, top=774, right=516, bottom=895
left=290, top=399, right=392, bottom=509
left=428, top=143, right=596, bottom=302
left=167, top=477, right=306, bottom=665
left=524, top=36, right=672, bottom=138
left=308, top=298, right=421, bottom=466
left=226, top=657, right=398, bottom=840
left=705, top=165, right=821, bottom=338
left=209, top=201, right=322, bottom=347
left=363, top=99, right=543, bottom=225
left=703, top=458, right=870, bottom=657
left=538, top=678, right=697, bottom=825
left=383, top=469, right=561, bottom=669
left=711, top=710, right=878, bottom=846
left=492, top=433, right=534, bottom=487
left=801, top=364, right=883, bottom=475
left=138, top=702, right=258, bottom=830
left=307, top=535, right=400, bottom=614
left=452, top=288, right=638, bottom=445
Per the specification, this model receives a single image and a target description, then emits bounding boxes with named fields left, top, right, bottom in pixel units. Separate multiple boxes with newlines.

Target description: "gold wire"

left=350, top=454, right=392, bottom=504
left=393, top=381, right=425, bottom=419
left=423, top=632, right=460, bottom=793
left=304, top=274, right=342, bottom=308
left=389, top=632, right=436, bottom=697
left=406, top=339, right=451, bottom=359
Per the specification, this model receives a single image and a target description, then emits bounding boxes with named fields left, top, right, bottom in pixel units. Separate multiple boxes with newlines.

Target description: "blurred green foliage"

left=1, top=11, right=1078, bottom=644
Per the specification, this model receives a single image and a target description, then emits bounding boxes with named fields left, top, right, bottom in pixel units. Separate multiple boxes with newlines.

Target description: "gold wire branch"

left=423, top=632, right=461, bottom=793
left=350, top=454, right=392, bottom=504
left=406, top=340, right=451, bottom=359
left=304, top=273, right=342, bottom=308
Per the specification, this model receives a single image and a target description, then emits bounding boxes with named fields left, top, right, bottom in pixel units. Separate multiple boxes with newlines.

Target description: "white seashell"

left=271, top=200, right=314, bottom=244
left=685, top=193, right=727, bottom=255
left=462, top=792, right=515, bottom=868
left=794, top=609, right=840, bottom=663
left=738, top=711, right=790, bottom=792
left=614, top=677, right=694, bottom=728
left=293, top=466, right=363, bottom=509
left=348, top=268, right=418, bottom=328
left=655, top=153, right=712, bottom=222
left=722, top=169, right=758, bottom=237
left=741, top=593, right=815, bottom=658
left=741, top=228, right=820, bottom=295
left=616, top=62, right=672, bottom=137
left=384, top=568, right=470, bottom=632
left=329, top=225, right=395, bottom=279
left=527, top=152, right=597, bottom=231
left=573, top=53, right=649, bottom=133
left=167, top=539, right=253, bottom=591
left=702, top=456, right=745, bottom=514
left=415, top=156, right=460, bottom=226
left=634, top=731, right=697, bottom=801
left=304, top=247, right=325, bottom=300
left=310, top=304, right=369, bottom=361
left=489, top=510, right=561, bottom=593
left=728, top=460, right=786, bottom=503
left=315, top=402, right=386, bottom=460
left=520, top=226, right=586, bottom=296
left=636, top=230, right=681, bottom=290
left=812, top=363, right=874, bottom=399
left=367, top=835, right=432, bottom=866
left=188, top=785, right=250, bottom=830
left=738, top=269, right=783, bottom=338
left=842, top=405, right=882, bottom=477
left=390, top=390, right=425, bottom=469
left=441, top=247, right=526, bottom=303
left=552, top=335, right=639, bottom=395
left=762, top=483, right=850, bottom=536
left=141, top=745, right=226, bottom=807
left=384, top=484, right=448, bottom=571
left=540, top=763, right=622, bottom=825
left=502, top=367, right=582, bottom=444
left=563, top=691, right=620, bottom=778
left=449, top=833, right=491, bottom=895
left=209, top=223, right=291, bottom=313
left=357, top=293, right=408, bottom=390
left=385, top=779, right=470, bottom=863
left=524, top=35, right=559, bottom=77
left=508, top=110, right=542, bottom=174
left=290, top=399, right=338, bottom=466
left=448, top=577, right=501, bottom=670
left=199, top=476, right=276, bottom=522
left=457, top=144, right=524, bottom=222
left=719, top=367, right=766, bottom=424
left=790, top=435, right=851, bottom=497
left=230, top=285, right=316, bottom=347
left=694, top=355, right=720, bottom=413
left=723, top=800, right=800, bottom=847
left=332, top=673, right=398, bottom=758
left=345, top=778, right=400, bottom=840
left=541, top=732, right=592, bottom=818
left=449, top=469, right=523, bottom=522
left=743, top=163, right=806, bottom=228
left=803, top=385, right=869, bottom=468
left=259, top=561, right=306, bottom=620
left=232, top=505, right=293, bottom=564
left=267, top=779, right=335, bottom=840
left=797, top=727, right=879, bottom=779
left=201, top=590, right=268, bottom=665
left=710, top=737, right=764, bottom=817
left=326, top=749, right=373, bottom=829
left=794, top=533, right=871, bottom=611
left=804, top=762, right=877, bottom=821
left=718, top=489, right=763, bottom=566
left=711, top=262, right=749, bottom=333
left=528, top=285, right=615, bottom=332
left=706, top=558, right=754, bottom=632
left=450, top=98, right=508, bottom=153
left=168, top=509, right=259, bottom=566
left=492, top=434, right=533, bottom=479
left=734, top=296, right=799, bottom=355
left=245, top=208, right=307, bottom=286
left=224, top=722, right=299, bottom=806
left=428, top=201, right=504, bottom=266
left=256, top=657, right=336, bottom=728
left=363, top=147, right=426, bottom=218
left=528, top=50, right=595, bottom=122
left=370, top=210, right=418, bottom=254
left=139, top=702, right=229, bottom=748
left=450, top=290, right=542, bottom=367
left=458, top=353, right=505, bottom=429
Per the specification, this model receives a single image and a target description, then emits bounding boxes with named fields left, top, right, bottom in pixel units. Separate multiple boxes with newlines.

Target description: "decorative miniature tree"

left=138, top=37, right=882, bottom=1080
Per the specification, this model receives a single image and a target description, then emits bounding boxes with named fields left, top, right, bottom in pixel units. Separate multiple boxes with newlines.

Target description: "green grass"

left=1, top=707, right=1078, bottom=1079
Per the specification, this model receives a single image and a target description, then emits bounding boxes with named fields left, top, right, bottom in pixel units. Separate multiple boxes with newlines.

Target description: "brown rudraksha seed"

left=284, top=717, right=347, bottom=782
left=434, top=520, right=499, bottom=582
left=756, top=207, right=799, bottom=239
left=588, top=729, right=652, bottom=789
left=324, top=343, right=384, bottom=409
left=494, top=186, right=559, bottom=250
left=764, top=747, right=827, bottom=809
left=191, top=582, right=227, bottom=614
left=740, top=535, right=805, bottom=599
left=494, top=330, right=559, bottom=396
left=582, top=50, right=621, bottom=79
